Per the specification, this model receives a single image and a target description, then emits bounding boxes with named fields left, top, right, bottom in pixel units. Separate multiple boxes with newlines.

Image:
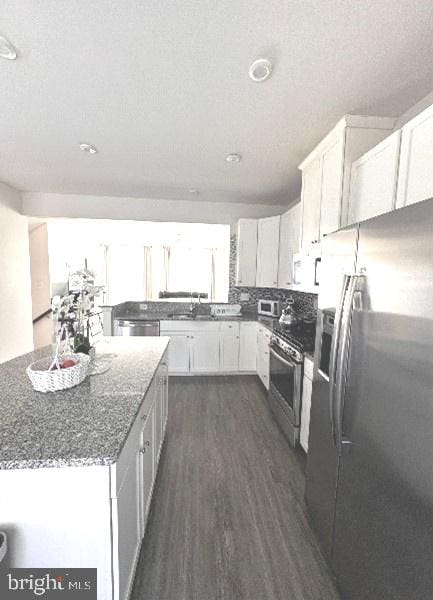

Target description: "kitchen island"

left=0, top=337, right=169, bottom=600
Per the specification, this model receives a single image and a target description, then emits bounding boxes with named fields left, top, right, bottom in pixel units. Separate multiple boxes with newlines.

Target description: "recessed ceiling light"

left=226, top=153, right=241, bottom=163
left=79, top=143, right=98, bottom=154
left=249, top=58, right=272, bottom=83
left=0, top=35, right=17, bottom=60
left=189, top=188, right=199, bottom=195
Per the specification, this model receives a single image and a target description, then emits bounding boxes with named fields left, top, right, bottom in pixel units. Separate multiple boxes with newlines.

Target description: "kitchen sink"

left=166, top=313, right=210, bottom=320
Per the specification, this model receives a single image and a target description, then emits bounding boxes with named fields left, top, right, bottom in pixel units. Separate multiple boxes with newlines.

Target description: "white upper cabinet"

left=396, top=103, right=433, bottom=209
left=348, top=130, right=402, bottom=225
left=319, top=137, right=345, bottom=237
left=256, top=215, right=281, bottom=288
left=300, top=157, right=322, bottom=249
left=278, top=202, right=300, bottom=289
left=299, top=115, right=396, bottom=252
left=235, top=218, right=257, bottom=287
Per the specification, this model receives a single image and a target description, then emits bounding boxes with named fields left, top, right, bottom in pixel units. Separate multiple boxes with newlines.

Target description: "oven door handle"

left=270, top=346, right=298, bottom=368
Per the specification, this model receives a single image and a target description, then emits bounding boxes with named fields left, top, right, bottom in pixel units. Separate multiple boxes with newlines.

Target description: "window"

left=47, top=220, right=230, bottom=304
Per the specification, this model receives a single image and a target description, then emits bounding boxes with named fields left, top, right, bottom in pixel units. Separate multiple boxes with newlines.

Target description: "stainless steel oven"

left=268, top=334, right=303, bottom=447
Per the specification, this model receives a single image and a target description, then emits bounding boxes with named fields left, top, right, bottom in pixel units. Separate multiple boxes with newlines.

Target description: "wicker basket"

left=26, top=353, right=91, bottom=393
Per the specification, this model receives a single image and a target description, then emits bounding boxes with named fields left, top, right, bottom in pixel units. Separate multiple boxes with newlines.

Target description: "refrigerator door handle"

left=329, top=274, right=350, bottom=444
left=334, top=275, right=364, bottom=454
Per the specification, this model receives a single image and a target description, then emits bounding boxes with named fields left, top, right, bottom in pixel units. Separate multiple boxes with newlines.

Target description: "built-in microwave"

left=292, top=252, right=321, bottom=292
left=258, top=299, right=281, bottom=318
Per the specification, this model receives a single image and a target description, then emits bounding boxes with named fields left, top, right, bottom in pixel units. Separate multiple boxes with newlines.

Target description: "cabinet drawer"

left=219, top=322, right=240, bottom=333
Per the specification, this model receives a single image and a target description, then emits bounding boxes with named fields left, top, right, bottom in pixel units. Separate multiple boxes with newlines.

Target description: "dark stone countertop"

left=113, top=312, right=261, bottom=322
left=0, top=337, right=169, bottom=470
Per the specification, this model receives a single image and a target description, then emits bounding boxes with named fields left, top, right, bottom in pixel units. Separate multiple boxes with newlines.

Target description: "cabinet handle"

left=144, top=440, right=151, bottom=446
left=140, top=413, right=147, bottom=421
left=140, top=448, right=146, bottom=454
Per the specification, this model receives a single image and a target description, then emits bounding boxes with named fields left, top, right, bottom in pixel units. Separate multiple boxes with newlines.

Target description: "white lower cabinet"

left=257, top=324, right=271, bottom=389
left=239, top=322, right=258, bottom=371
left=300, top=356, right=314, bottom=453
left=140, top=404, right=155, bottom=529
left=114, top=447, right=142, bottom=600
left=164, top=333, right=190, bottom=373
left=220, top=322, right=240, bottom=372
left=190, top=332, right=220, bottom=372
left=161, top=320, right=259, bottom=374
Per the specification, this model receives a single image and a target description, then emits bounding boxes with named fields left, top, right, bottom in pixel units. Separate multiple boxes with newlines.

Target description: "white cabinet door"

left=256, top=215, right=280, bottom=288
left=301, top=157, right=322, bottom=250
left=239, top=322, right=257, bottom=371
left=154, top=377, right=162, bottom=467
left=300, top=375, right=312, bottom=453
left=236, top=218, right=257, bottom=286
left=257, top=326, right=270, bottom=389
left=115, top=448, right=141, bottom=600
left=165, top=333, right=190, bottom=373
left=219, top=323, right=240, bottom=372
left=160, top=359, right=168, bottom=435
left=139, top=405, right=155, bottom=533
left=396, top=104, right=433, bottom=209
left=348, top=130, right=401, bottom=225
left=190, top=332, right=220, bottom=373
left=278, top=202, right=301, bottom=288
left=319, top=137, right=344, bottom=238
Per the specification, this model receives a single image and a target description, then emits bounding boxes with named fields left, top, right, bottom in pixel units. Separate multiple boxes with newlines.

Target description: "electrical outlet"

left=240, top=292, right=250, bottom=302
left=139, top=303, right=148, bottom=311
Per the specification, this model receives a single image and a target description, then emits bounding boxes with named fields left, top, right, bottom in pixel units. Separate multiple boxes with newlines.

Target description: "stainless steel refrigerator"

left=305, top=198, right=433, bottom=600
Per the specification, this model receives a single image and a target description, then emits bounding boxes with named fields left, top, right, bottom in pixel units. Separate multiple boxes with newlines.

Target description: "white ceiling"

left=2, top=1, right=433, bottom=206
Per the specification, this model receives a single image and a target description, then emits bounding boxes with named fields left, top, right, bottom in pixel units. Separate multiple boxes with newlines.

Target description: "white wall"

left=22, top=193, right=289, bottom=234
left=0, top=183, right=33, bottom=363
left=29, top=223, right=52, bottom=349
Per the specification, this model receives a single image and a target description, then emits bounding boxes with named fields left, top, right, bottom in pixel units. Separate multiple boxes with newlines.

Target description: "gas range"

left=271, top=323, right=316, bottom=363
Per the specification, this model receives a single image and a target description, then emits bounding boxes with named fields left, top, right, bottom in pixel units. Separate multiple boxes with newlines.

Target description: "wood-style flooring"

left=131, top=375, right=340, bottom=600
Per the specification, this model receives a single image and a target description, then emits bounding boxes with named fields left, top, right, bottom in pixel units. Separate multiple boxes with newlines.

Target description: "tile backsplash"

left=228, top=234, right=317, bottom=317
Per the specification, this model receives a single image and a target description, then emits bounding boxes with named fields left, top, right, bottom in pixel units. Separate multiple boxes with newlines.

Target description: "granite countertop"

left=113, top=312, right=260, bottom=322
left=0, top=337, right=169, bottom=470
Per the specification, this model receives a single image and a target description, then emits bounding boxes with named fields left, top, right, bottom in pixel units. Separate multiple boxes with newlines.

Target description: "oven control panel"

left=271, top=334, right=303, bottom=363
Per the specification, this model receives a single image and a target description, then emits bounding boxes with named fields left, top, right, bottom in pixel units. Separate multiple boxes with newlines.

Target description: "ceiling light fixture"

left=226, top=153, right=241, bottom=163
left=189, top=188, right=199, bottom=195
left=249, top=58, right=272, bottom=83
left=0, top=35, right=17, bottom=60
left=79, top=143, right=98, bottom=154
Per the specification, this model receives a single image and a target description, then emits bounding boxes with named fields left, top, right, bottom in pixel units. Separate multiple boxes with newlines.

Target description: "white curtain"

left=210, top=247, right=229, bottom=302
left=143, top=246, right=153, bottom=300
left=106, top=245, right=145, bottom=304
left=102, top=240, right=229, bottom=304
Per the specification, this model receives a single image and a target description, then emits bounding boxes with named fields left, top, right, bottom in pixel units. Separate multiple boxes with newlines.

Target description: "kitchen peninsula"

left=0, top=337, right=169, bottom=600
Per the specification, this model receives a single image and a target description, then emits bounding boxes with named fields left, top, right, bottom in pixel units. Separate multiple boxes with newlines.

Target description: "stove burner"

left=273, top=323, right=316, bottom=353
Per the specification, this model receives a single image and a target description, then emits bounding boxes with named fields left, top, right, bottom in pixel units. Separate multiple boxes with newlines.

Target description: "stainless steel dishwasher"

left=114, top=319, right=160, bottom=336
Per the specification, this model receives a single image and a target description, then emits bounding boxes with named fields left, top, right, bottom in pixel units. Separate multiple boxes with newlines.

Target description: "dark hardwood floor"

left=131, top=375, right=340, bottom=600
